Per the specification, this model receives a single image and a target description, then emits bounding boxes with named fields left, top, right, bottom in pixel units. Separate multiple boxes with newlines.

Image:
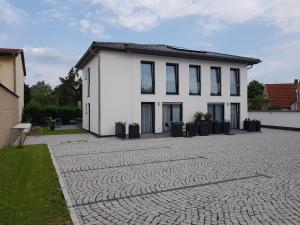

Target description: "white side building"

left=75, top=42, right=261, bottom=136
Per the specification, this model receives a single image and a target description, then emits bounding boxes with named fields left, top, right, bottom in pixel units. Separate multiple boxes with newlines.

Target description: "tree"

left=53, top=68, right=82, bottom=106
left=24, top=83, right=31, bottom=105
left=248, top=80, right=264, bottom=99
left=30, top=81, right=56, bottom=105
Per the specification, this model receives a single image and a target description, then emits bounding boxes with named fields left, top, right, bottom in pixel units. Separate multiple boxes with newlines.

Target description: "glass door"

left=141, top=103, right=155, bottom=133
left=230, top=103, right=240, bottom=129
left=162, top=103, right=182, bottom=132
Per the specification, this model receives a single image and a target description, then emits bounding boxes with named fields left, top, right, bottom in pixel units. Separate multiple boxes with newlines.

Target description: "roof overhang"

left=75, top=42, right=261, bottom=69
left=0, top=48, right=26, bottom=76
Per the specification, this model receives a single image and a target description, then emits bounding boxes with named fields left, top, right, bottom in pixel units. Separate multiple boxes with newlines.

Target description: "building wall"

left=0, top=54, right=24, bottom=121
left=82, top=54, right=99, bottom=134
left=0, top=86, right=19, bottom=148
left=83, top=50, right=249, bottom=136
left=249, top=111, right=300, bottom=129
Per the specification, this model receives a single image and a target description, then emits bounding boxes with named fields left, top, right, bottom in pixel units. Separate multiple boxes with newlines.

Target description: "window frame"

left=210, top=66, right=222, bottom=96
left=189, top=65, right=201, bottom=95
left=166, top=63, right=179, bottom=95
left=207, top=103, right=225, bottom=121
left=87, top=67, right=90, bottom=97
left=141, top=61, right=155, bottom=94
left=230, top=68, right=240, bottom=96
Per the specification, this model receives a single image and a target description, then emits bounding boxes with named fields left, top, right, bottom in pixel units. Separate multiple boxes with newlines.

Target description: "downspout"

left=89, top=47, right=101, bottom=136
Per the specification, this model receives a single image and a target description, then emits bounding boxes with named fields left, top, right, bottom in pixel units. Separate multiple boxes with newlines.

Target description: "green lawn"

left=28, top=126, right=85, bottom=136
left=0, top=144, right=72, bottom=225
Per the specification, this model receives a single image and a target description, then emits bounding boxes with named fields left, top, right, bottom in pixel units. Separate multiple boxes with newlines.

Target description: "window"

left=208, top=103, right=224, bottom=121
left=189, top=65, right=201, bottom=95
left=87, top=68, right=90, bottom=97
left=166, top=63, right=179, bottom=94
left=141, top=61, right=155, bottom=94
left=162, top=103, right=182, bottom=132
left=230, top=68, right=240, bottom=96
left=211, top=67, right=221, bottom=96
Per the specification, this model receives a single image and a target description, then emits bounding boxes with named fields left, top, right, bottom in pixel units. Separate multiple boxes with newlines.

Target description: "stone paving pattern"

left=26, top=129, right=300, bottom=225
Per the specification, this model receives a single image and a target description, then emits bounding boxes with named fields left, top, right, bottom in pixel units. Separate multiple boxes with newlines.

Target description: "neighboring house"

left=75, top=42, right=260, bottom=136
left=0, top=48, right=26, bottom=147
left=264, top=79, right=300, bottom=110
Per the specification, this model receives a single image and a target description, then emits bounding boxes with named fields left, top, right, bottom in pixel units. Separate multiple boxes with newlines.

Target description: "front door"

left=230, top=103, right=240, bottom=129
left=141, top=103, right=155, bottom=133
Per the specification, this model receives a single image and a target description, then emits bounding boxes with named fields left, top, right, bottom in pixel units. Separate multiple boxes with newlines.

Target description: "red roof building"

left=264, top=79, right=300, bottom=110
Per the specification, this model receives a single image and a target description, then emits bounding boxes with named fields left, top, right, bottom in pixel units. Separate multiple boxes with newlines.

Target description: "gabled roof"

left=75, top=42, right=261, bottom=69
left=0, top=48, right=26, bottom=76
left=265, top=83, right=297, bottom=108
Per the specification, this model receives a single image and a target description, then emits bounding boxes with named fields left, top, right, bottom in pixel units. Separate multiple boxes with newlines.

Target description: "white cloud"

left=89, top=0, right=300, bottom=34
left=23, top=46, right=80, bottom=86
left=0, top=0, right=28, bottom=25
left=249, top=40, right=300, bottom=83
left=78, top=19, right=105, bottom=36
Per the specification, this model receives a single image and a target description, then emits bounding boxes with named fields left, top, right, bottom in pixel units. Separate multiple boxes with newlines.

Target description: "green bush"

left=23, top=100, right=81, bottom=125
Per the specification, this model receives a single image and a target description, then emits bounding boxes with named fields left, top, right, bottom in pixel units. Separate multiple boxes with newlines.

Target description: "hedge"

left=23, top=101, right=81, bottom=125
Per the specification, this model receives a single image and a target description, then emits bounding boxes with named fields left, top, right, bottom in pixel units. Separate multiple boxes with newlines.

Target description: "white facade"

left=81, top=50, right=249, bottom=136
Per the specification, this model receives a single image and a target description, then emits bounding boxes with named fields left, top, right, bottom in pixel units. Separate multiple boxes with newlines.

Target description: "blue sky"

left=1, top=0, right=300, bottom=86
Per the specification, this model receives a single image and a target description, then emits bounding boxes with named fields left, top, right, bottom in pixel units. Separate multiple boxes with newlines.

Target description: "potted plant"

left=129, top=123, right=140, bottom=138
left=49, top=117, right=55, bottom=130
left=171, top=121, right=183, bottom=137
left=213, top=121, right=224, bottom=134
left=247, top=120, right=256, bottom=132
left=255, top=120, right=261, bottom=132
left=186, top=122, right=197, bottom=137
left=223, top=120, right=230, bottom=134
left=204, top=112, right=213, bottom=134
left=243, top=118, right=250, bottom=130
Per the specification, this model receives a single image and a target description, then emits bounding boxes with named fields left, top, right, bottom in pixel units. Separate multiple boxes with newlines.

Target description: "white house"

left=75, top=42, right=261, bottom=136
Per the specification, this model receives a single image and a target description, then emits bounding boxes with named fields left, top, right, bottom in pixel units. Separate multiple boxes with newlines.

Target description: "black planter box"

left=198, top=122, right=209, bottom=136
left=208, top=121, right=214, bottom=134
left=129, top=124, right=140, bottom=138
left=171, top=124, right=183, bottom=137
left=214, top=121, right=224, bottom=134
left=247, top=121, right=256, bottom=132
left=223, top=122, right=230, bottom=134
left=186, top=123, right=197, bottom=137
left=243, top=120, right=249, bottom=130
left=115, top=123, right=119, bottom=136
left=118, top=124, right=126, bottom=138
left=255, top=121, right=261, bottom=131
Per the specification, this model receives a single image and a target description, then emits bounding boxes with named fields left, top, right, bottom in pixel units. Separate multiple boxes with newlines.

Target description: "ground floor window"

left=208, top=103, right=224, bottom=121
left=162, top=103, right=182, bottom=132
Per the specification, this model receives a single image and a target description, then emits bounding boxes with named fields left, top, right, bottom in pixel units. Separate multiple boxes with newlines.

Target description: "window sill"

left=210, top=94, right=221, bottom=96
left=230, top=94, right=240, bottom=97
left=141, top=92, right=155, bottom=95
left=166, top=93, right=179, bottom=95
left=189, top=93, right=201, bottom=96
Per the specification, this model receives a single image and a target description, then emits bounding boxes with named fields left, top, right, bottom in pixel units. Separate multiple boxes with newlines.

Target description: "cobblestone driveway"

left=26, top=129, right=300, bottom=225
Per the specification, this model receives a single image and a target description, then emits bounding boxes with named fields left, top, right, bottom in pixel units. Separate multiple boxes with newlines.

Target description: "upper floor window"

left=166, top=63, right=179, bottom=95
left=189, top=65, right=201, bottom=95
left=211, top=67, right=221, bottom=96
left=230, top=68, right=240, bottom=96
left=141, top=61, right=155, bottom=94
left=87, top=67, right=90, bottom=97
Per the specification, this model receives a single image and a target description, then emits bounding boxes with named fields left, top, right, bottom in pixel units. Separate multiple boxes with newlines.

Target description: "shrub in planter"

left=213, top=121, right=224, bottom=134
left=129, top=123, right=140, bottom=138
left=186, top=122, right=197, bottom=137
left=203, top=112, right=214, bottom=134
left=194, top=112, right=204, bottom=123
left=255, top=120, right=261, bottom=131
left=171, top=122, right=183, bottom=137
left=243, top=118, right=250, bottom=130
left=247, top=120, right=256, bottom=132
left=198, top=121, right=209, bottom=136
left=223, top=121, right=230, bottom=134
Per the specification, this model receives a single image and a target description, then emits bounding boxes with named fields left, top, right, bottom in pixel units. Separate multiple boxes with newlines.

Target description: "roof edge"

left=0, top=83, right=19, bottom=98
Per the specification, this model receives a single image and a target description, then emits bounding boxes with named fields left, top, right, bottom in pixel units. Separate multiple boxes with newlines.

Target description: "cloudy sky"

left=1, top=0, right=300, bottom=86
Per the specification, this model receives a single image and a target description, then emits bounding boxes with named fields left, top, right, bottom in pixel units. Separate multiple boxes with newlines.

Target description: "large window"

left=87, top=67, right=90, bottom=97
left=211, top=67, right=221, bottom=96
left=141, top=61, right=155, bottom=94
left=189, top=65, right=201, bottom=95
left=166, top=63, right=179, bottom=95
left=162, top=103, right=182, bottom=132
left=208, top=103, right=224, bottom=121
left=230, top=68, right=240, bottom=96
